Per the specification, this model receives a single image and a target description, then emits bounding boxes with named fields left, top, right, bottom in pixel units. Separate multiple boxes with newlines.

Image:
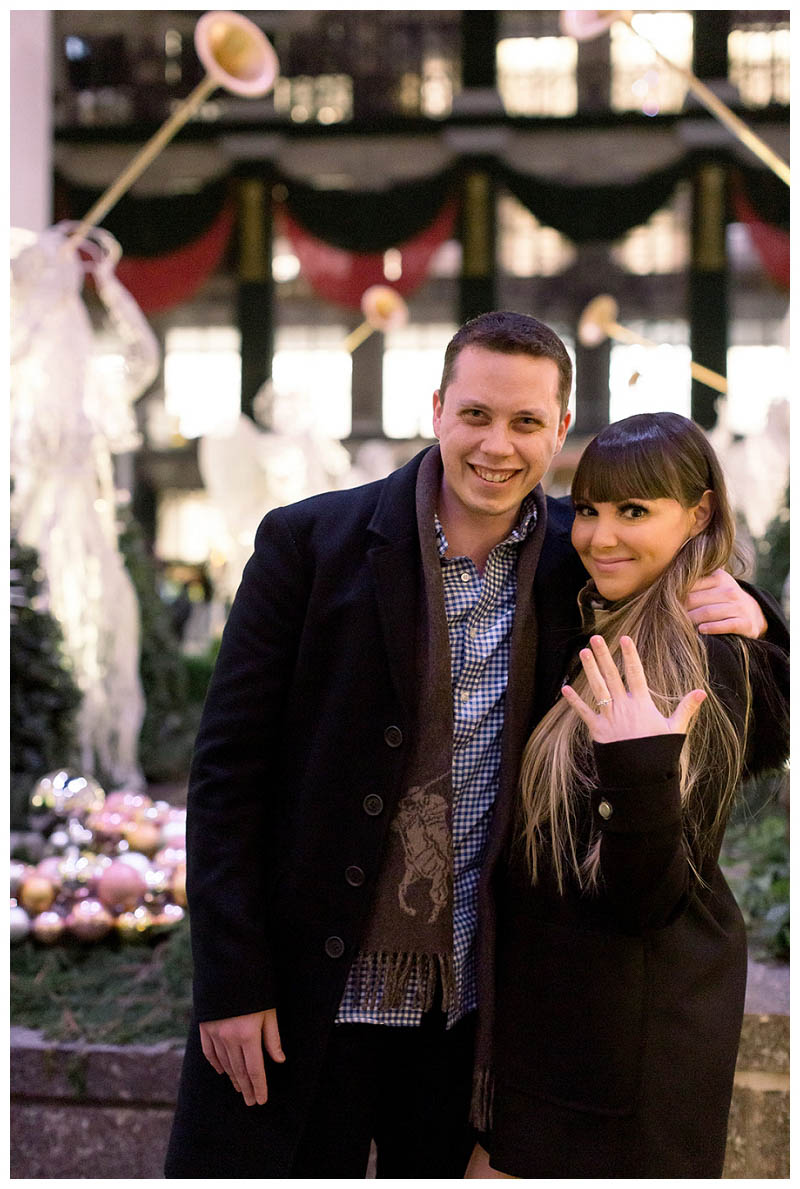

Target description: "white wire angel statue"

left=10, top=221, right=160, bottom=789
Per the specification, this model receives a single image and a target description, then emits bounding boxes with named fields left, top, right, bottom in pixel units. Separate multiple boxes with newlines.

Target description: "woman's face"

left=571, top=495, right=707, bottom=600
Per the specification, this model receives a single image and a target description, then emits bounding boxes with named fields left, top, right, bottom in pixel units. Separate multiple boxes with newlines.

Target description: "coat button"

left=345, top=865, right=365, bottom=887
left=384, top=725, right=403, bottom=747
left=598, top=799, right=613, bottom=820
left=324, top=936, right=345, bottom=959
left=363, top=794, right=384, bottom=816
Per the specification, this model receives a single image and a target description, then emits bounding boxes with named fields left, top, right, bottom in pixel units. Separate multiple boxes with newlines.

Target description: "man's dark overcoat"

left=164, top=445, right=588, bottom=1177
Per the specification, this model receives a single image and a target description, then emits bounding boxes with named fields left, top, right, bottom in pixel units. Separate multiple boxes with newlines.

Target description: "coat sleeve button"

left=384, top=725, right=403, bottom=747
left=345, top=865, right=365, bottom=887
left=324, top=936, right=345, bottom=959
left=363, top=794, right=384, bottom=816
left=598, top=799, right=613, bottom=820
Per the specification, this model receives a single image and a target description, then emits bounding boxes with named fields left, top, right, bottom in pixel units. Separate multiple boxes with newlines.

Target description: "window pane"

left=164, top=326, right=241, bottom=440
left=611, top=12, right=694, bottom=115
left=272, top=327, right=352, bottom=439
left=497, top=194, right=577, bottom=276
left=497, top=36, right=578, bottom=116
left=725, top=345, right=789, bottom=435
left=383, top=323, right=456, bottom=439
left=609, top=331, right=691, bottom=422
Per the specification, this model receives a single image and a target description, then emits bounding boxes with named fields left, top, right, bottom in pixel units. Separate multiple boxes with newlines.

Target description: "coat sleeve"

left=588, top=634, right=789, bottom=932
left=185, top=506, right=310, bottom=1022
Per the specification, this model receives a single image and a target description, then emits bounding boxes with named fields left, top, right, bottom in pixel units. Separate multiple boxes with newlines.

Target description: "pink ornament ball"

left=96, top=860, right=146, bottom=913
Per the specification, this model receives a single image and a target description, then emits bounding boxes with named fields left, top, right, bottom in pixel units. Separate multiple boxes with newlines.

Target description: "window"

left=611, top=187, right=691, bottom=275
left=497, top=36, right=578, bottom=116
left=725, top=344, right=789, bottom=435
left=164, top=327, right=241, bottom=440
left=273, top=74, right=353, bottom=124
left=272, top=326, right=352, bottom=439
left=611, top=12, right=694, bottom=115
left=382, top=323, right=456, bottom=439
left=729, top=23, right=790, bottom=108
left=497, top=194, right=577, bottom=277
left=609, top=322, right=691, bottom=422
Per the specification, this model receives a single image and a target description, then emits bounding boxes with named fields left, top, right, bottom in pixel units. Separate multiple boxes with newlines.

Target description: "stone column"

left=11, top=11, right=53, bottom=231
left=689, top=162, right=728, bottom=428
left=236, top=174, right=274, bottom=421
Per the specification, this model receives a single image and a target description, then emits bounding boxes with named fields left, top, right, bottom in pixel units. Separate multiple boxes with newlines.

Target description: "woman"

left=467, top=412, right=789, bottom=1179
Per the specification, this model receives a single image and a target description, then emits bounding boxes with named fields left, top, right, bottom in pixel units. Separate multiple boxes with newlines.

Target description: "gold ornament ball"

left=66, top=898, right=114, bottom=942
left=19, top=874, right=57, bottom=915
left=152, top=903, right=185, bottom=928
left=31, top=910, right=65, bottom=944
left=122, top=820, right=161, bottom=856
left=171, top=864, right=187, bottom=907
left=96, top=860, right=147, bottom=913
left=115, top=905, right=153, bottom=940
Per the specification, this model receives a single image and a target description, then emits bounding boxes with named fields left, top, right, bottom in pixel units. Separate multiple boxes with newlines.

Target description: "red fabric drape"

left=281, top=197, right=459, bottom=309
left=731, top=184, right=789, bottom=291
left=114, top=200, right=236, bottom=314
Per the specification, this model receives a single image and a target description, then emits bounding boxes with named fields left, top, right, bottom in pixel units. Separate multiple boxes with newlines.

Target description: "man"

left=165, top=312, right=781, bottom=1178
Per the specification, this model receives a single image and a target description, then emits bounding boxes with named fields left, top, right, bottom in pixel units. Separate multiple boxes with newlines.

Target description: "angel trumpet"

left=560, top=11, right=789, bottom=186
left=67, top=12, right=279, bottom=249
left=578, top=294, right=728, bottom=394
left=342, top=286, right=409, bottom=354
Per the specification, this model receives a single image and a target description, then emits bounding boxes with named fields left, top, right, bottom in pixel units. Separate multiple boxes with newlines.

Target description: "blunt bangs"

left=571, top=414, right=711, bottom=508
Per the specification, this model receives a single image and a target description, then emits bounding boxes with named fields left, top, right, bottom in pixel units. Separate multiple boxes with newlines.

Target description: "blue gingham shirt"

left=336, top=496, right=538, bottom=1028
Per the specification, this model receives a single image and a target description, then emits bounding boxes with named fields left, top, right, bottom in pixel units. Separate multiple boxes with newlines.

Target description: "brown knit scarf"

left=347, top=447, right=457, bottom=1013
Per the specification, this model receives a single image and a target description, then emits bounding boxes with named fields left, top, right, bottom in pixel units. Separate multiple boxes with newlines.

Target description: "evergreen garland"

left=10, top=536, right=82, bottom=828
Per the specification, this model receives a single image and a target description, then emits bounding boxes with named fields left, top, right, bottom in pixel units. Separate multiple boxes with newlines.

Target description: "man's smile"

left=470, top=464, right=519, bottom=484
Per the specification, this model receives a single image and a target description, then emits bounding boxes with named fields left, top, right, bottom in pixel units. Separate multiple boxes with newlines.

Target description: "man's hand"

left=199, top=1008, right=284, bottom=1106
left=685, top=569, right=767, bottom=639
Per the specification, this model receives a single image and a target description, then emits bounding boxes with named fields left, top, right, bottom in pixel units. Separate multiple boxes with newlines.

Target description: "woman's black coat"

left=487, top=635, right=789, bottom=1178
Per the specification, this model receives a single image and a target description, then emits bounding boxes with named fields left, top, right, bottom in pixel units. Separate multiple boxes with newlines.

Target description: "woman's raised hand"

left=561, top=635, right=706, bottom=744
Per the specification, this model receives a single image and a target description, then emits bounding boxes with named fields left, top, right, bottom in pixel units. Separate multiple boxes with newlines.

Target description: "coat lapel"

left=366, top=446, right=434, bottom=720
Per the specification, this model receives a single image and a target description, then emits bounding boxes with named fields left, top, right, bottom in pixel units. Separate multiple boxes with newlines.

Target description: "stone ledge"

left=11, top=958, right=789, bottom=1180
left=11, top=1026, right=184, bottom=1106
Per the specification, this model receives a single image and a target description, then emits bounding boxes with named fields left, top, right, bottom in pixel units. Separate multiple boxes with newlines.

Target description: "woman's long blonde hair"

left=519, top=412, right=751, bottom=891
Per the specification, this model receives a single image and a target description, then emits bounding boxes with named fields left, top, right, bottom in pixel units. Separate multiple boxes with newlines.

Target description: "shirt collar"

left=434, top=492, right=539, bottom=560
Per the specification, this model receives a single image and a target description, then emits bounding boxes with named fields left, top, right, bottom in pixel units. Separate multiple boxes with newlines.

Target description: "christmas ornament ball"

left=160, top=819, right=187, bottom=847
left=115, top=851, right=152, bottom=875
left=19, top=874, right=57, bottom=915
left=115, top=905, right=153, bottom=940
left=30, top=770, right=105, bottom=819
left=96, top=860, right=146, bottom=913
left=171, top=864, right=187, bottom=907
left=122, top=820, right=161, bottom=856
left=105, top=789, right=153, bottom=819
left=31, top=910, right=65, bottom=944
left=152, top=902, right=185, bottom=927
left=66, top=898, right=114, bottom=942
left=36, top=856, right=64, bottom=889
left=10, top=902, right=31, bottom=943
left=10, top=860, right=33, bottom=897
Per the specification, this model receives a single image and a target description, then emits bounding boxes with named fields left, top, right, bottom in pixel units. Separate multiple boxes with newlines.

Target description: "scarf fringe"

left=470, top=1064, right=494, bottom=1133
left=350, top=950, right=455, bottom=1013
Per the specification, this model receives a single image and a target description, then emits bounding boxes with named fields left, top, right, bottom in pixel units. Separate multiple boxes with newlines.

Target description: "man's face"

left=432, top=346, right=570, bottom=528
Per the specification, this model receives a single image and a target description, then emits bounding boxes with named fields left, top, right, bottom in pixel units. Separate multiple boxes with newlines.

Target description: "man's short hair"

left=439, top=310, right=573, bottom=417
